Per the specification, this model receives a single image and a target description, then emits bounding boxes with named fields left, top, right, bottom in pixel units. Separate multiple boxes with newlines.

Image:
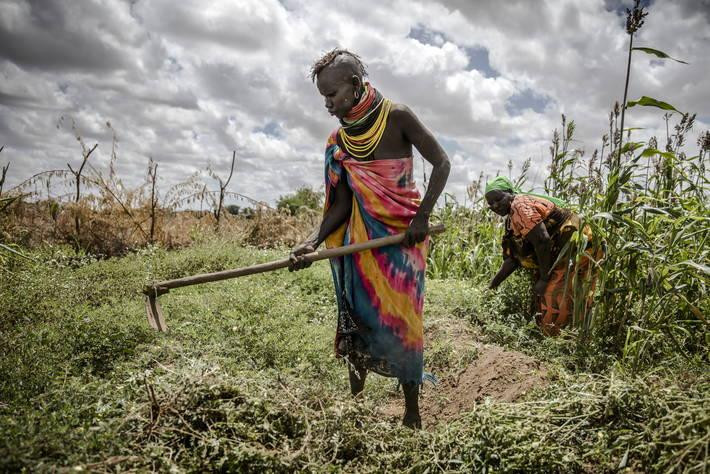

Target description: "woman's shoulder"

left=511, top=194, right=555, bottom=213
left=325, top=128, right=342, bottom=154
left=326, top=129, right=339, bottom=146
left=509, top=194, right=557, bottom=237
left=325, top=129, right=348, bottom=162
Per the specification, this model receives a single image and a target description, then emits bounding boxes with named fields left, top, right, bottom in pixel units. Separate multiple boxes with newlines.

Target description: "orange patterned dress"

left=503, top=195, right=603, bottom=336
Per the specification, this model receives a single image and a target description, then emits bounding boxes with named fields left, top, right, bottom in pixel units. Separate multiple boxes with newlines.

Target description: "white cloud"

left=0, top=0, right=707, bottom=207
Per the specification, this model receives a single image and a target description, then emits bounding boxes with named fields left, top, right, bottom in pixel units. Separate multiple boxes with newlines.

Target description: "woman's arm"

left=489, top=257, right=520, bottom=289
left=395, top=105, right=451, bottom=247
left=289, top=179, right=352, bottom=271
left=525, top=222, right=553, bottom=295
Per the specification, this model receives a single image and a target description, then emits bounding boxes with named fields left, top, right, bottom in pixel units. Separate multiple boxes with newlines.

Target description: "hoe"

left=143, top=224, right=445, bottom=331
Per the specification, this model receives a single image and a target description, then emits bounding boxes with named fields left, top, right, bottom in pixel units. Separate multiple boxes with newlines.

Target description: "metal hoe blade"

left=145, top=294, right=167, bottom=332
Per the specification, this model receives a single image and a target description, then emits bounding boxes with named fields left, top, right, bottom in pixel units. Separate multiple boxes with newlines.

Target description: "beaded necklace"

left=338, top=83, right=392, bottom=159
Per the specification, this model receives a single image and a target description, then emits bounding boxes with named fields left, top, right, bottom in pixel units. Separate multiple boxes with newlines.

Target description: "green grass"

left=1, top=240, right=707, bottom=472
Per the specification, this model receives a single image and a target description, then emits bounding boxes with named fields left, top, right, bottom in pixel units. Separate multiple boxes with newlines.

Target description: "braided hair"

left=310, top=48, right=368, bottom=82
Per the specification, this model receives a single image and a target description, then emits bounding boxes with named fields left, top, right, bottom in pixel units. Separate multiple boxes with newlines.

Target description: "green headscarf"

left=484, top=176, right=567, bottom=207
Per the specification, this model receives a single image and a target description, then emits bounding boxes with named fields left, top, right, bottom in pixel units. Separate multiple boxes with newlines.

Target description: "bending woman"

left=485, top=176, right=603, bottom=336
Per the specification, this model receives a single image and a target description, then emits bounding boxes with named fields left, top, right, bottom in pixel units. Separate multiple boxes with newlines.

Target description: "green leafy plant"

left=277, top=186, right=324, bottom=216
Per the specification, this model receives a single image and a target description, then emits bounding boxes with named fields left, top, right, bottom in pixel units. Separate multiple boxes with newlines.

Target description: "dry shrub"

left=1, top=201, right=59, bottom=247
left=155, top=208, right=319, bottom=250
left=241, top=208, right=320, bottom=249
left=1, top=198, right=319, bottom=256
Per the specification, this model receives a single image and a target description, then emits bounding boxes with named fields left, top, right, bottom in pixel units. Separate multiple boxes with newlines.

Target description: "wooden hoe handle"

left=143, top=224, right=445, bottom=296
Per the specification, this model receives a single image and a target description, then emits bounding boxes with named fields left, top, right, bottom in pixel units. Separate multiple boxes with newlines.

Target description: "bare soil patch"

left=380, top=316, right=547, bottom=427
left=419, top=344, right=547, bottom=424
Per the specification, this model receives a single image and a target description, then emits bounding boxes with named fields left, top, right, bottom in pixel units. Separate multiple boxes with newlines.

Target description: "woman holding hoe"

left=289, top=49, right=450, bottom=429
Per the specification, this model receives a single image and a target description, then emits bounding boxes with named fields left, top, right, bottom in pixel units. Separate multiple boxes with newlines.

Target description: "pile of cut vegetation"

left=1, top=242, right=706, bottom=472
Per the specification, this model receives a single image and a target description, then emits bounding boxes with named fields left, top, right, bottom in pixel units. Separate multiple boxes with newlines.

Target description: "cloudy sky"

left=1, top=0, right=708, bottom=207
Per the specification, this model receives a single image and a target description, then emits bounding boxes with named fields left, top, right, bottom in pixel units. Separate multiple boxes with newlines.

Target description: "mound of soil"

left=379, top=316, right=547, bottom=427
left=419, top=343, right=547, bottom=424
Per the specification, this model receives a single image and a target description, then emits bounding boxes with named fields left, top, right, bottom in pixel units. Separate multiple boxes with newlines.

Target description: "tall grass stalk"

left=617, top=0, right=648, bottom=170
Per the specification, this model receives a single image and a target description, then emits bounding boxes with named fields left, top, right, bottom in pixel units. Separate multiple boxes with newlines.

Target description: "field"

left=1, top=234, right=707, bottom=472
left=1, top=3, right=708, bottom=471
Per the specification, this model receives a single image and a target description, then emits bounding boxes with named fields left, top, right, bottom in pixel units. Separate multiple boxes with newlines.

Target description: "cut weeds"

left=1, top=241, right=706, bottom=472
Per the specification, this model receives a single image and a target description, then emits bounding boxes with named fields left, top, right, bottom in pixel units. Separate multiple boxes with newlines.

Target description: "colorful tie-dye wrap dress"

left=322, top=130, right=428, bottom=384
